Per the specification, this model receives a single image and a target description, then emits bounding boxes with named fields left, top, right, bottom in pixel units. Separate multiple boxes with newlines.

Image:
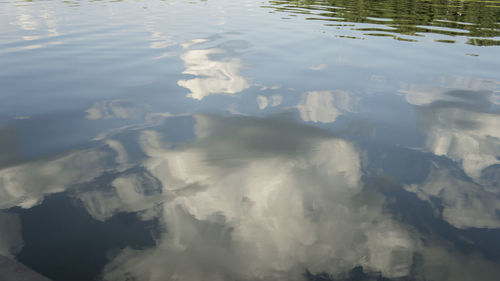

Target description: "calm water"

left=1, top=0, right=500, bottom=280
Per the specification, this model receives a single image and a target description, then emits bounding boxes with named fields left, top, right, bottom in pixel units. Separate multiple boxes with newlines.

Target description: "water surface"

left=1, top=0, right=500, bottom=280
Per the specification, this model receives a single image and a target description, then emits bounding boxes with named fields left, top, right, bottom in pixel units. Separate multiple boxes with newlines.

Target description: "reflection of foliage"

left=265, top=0, right=500, bottom=45
left=468, top=38, right=500, bottom=46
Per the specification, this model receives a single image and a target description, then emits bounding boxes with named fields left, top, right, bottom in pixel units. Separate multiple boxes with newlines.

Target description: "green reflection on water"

left=265, top=0, right=500, bottom=45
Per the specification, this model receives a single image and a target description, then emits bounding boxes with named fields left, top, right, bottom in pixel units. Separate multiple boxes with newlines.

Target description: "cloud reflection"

left=177, top=42, right=249, bottom=100
left=93, top=114, right=500, bottom=281
left=401, top=84, right=500, bottom=229
left=297, top=91, right=352, bottom=123
left=405, top=166, right=500, bottom=229
left=0, top=144, right=123, bottom=210
left=256, top=95, right=283, bottom=110
left=101, top=114, right=419, bottom=280
left=404, top=86, right=500, bottom=180
left=85, top=100, right=149, bottom=120
left=2, top=112, right=500, bottom=280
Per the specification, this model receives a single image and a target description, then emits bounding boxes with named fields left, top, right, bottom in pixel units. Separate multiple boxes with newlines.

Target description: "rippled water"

left=266, top=0, right=500, bottom=45
left=0, top=0, right=500, bottom=281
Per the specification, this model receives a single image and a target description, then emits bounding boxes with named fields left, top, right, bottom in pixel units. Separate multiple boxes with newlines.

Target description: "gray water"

left=1, top=0, right=500, bottom=280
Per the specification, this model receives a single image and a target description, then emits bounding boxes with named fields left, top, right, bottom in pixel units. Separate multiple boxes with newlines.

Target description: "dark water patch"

left=10, top=193, right=158, bottom=281
left=371, top=175, right=500, bottom=261
left=0, top=126, right=20, bottom=168
left=305, top=266, right=395, bottom=281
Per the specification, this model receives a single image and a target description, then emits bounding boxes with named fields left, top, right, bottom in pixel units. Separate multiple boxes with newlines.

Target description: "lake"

left=0, top=0, right=500, bottom=280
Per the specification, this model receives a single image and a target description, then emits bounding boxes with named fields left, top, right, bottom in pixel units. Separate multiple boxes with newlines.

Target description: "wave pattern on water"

left=264, top=0, right=500, bottom=45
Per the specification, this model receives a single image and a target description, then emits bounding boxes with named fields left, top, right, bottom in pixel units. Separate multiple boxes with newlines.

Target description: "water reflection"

left=178, top=39, right=250, bottom=100
left=0, top=211, right=22, bottom=258
left=297, top=90, right=352, bottom=123
left=14, top=192, right=157, bottom=281
left=2, top=112, right=500, bottom=280
left=85, top=100, right=150, bottom=120
left=0, top=144, right=121, bottom=209
left=1, top=0, right=500, bottom=280
left=399, top=86, right=500, bottom=229
left=405, top=166, right=500, bottom=229
left=256, top=94, right=283, bottom=110
left=264, top=0, right=500, bottom=45
left=403, top=85, right=500, bottom=180
left=0, top=1, right=62, bottom=53
left=102, top=114, right=386, bottom=280
left=0, top=127, right=19, bottom=168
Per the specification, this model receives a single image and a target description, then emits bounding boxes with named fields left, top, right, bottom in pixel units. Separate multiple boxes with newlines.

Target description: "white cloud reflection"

left=0, top=143, right=125, bottom=210
left=404, top=86, right=500, bottom=179
left=256, top=95, right=283, bottom=110
left=1, top=112, right=499, bottom=280
left=297, top=91, right=351, bottom=123
left=308, top=64, right=326, bottom=71
left=405, top=167, right=500, bottom=229
left=101, top=114, right=420, bottom=280
left=401, top=82, right=500, bottom=229
left=75, top=171, right=165, bottom=222
left=177, top=46, right=249, bottom=100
